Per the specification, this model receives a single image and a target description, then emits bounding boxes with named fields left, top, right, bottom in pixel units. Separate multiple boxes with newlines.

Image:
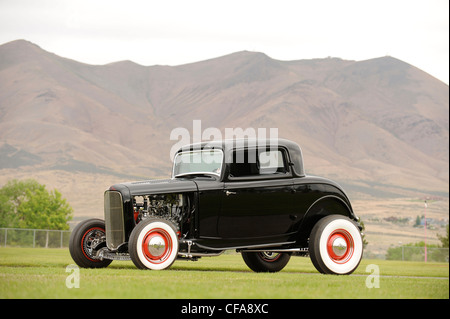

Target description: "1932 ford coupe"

left=69, top=138, right=363, bottom=275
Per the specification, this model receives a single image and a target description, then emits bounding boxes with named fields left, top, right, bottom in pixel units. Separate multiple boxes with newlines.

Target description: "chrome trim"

left=237, top=248, right=309, bottom=253
left=147, top=234, right=167, bottom=257
left=178, top=251, right=225, bottom=258
left=104, top=191, right=125, bottom=250
left=97, top=248, right=131, bottom=261
left=174, top=171, right=220, bottom=178
left=331, top=237, right=347, bottom=257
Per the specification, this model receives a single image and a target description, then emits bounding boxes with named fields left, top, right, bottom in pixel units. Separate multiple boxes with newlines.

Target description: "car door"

left=195, top=178, right=224, bottom=238
left=218, top=148, right=295, bottom=241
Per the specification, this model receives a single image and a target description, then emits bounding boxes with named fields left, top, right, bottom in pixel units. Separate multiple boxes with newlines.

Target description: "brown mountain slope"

left=0, top=40, right=448, bottom=205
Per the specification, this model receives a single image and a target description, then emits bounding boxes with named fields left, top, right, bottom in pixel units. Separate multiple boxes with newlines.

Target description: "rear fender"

left=296, top=195, right=359, bottom=246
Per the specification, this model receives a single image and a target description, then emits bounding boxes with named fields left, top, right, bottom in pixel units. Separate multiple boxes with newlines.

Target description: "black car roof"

left=176, top=138, right=305, bottom=177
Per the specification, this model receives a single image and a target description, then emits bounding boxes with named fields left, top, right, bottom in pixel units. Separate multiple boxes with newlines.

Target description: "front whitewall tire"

left=129, top=219, right=179, bottom=270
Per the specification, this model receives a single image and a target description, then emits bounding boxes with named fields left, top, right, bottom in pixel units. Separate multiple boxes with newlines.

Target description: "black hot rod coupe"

left=69, top=139, right=363, bottom=275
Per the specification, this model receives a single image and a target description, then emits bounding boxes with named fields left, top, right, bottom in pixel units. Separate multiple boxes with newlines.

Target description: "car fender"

left=295, top=195, right=359, bottom=245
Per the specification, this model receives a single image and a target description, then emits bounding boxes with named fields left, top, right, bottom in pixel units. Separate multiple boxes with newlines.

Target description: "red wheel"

left=129, top=218, right=179, bottom=270
left=141, top=228, right=173, bottom=264
left=326, top=229, right=354, bottom=264
left=309, top=215, right=363, bottom=275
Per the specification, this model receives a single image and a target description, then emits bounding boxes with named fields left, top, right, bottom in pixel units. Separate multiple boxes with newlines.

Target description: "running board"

left=178, top=239, right=225, bottom=258
left=237, top=248, right=309, bottom=254
left=178, top=251, right=224, bottom=258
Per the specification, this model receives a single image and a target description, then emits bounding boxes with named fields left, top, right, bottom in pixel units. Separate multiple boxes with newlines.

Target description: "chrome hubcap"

left=147, top=235, right=166, bottom=257
left=331, top=237, right=347, bottom=257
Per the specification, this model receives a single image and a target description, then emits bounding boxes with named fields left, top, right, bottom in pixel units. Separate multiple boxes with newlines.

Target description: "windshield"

left=172, top=149, right=223, bottom=178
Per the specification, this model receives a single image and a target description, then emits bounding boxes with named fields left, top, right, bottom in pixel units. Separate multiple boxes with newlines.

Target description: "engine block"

left=133, top=194, right=185, bottom=226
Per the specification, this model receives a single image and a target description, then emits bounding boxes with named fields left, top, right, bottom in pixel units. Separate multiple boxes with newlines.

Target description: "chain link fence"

left=386, top=245, right=449, bottom=262
left=0, top=228, right=71, bottom=248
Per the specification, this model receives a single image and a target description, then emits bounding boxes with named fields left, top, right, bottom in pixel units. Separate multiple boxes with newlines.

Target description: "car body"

left=70, top=138, right=364, bottom=274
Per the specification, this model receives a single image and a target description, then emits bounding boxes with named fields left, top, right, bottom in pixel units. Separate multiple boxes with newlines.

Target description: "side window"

left=229, top=149, right=288, bottom=178
left=229, top=149, right=258, bottom=177
left=259, top=150, right=286, bottom=174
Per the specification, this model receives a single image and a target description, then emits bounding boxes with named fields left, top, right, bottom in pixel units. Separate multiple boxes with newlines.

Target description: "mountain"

left=0, top=40, right=448, bottom=217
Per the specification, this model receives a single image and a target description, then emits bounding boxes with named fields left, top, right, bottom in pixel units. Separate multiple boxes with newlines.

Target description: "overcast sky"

left=0, top=0, right=448, bottom=84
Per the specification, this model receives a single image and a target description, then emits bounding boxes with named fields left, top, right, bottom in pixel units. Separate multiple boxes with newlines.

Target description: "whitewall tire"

left=309, top=215, right=363, bottom=275
left=129, top=218, right=179, bottom=270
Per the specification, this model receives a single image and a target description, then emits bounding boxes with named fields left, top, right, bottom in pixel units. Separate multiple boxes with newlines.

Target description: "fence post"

left=4, top=229, right=6, bottom=247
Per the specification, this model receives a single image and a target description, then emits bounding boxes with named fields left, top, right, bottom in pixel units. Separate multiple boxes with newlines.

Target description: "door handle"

left=225, top=191, right=236, bottom=196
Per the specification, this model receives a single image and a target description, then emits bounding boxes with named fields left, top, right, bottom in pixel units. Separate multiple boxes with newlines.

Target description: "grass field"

left=0, top=247, right=448, bottom=299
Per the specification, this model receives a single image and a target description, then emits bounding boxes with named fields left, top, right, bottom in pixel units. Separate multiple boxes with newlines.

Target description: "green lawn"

left=0, top=247, right=448, bottom=299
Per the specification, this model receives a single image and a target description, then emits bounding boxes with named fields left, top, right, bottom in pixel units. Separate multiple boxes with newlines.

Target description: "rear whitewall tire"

left=129, top=218, right=179, bottom=270
left=309, top=215, right=363, bottom=275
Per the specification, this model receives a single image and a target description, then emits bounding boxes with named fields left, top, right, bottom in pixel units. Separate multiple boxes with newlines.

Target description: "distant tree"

left=414, top=215, right=421, bottom=227
left=0, top=179, right=73, bottom=230
left=437, top=225, right=449, bottom=248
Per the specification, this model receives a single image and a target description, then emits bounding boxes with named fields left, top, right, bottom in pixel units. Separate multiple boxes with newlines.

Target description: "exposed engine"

left=132, top=194, right=188, bottom=229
